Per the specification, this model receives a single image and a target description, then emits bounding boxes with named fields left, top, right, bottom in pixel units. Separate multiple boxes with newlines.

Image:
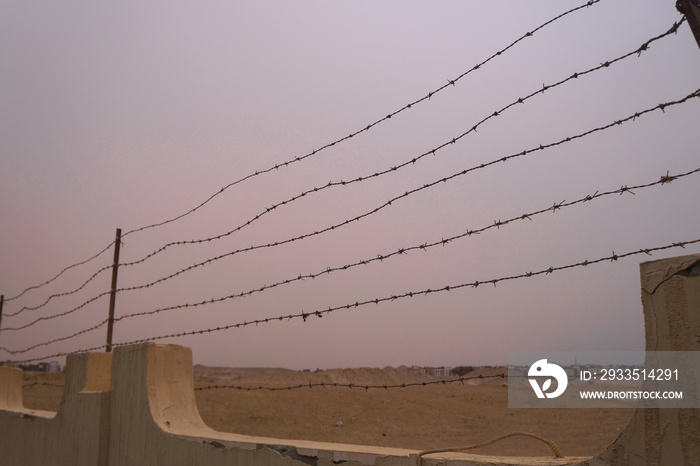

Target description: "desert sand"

left=20, top=366, right=633, bottom=459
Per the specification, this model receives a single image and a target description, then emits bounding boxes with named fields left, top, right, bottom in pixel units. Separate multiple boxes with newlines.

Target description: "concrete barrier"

left=1, top=253, right=698, bottom=465
left=586, top=253, right=700, bottom=466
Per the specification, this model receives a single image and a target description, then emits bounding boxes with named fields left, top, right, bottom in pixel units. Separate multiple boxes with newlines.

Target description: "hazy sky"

left=1, top=1, right=699, bottom=370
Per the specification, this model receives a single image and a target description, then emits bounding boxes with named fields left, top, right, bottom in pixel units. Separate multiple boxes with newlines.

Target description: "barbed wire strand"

left=2, top=0, right=602, bottom=306
left=2, top=294, right=109, bottom=333
left=103, top=239, right=700, bottom=348
left=111, top=167, right=700, bottom=323
left=17, top=373, right=512, bottom=392
left=193, top=373, right=508, bottom=392
left=3, top=261, right=115, bottom=318
left=9, top=13, right=681, bottom=321
left=8, top=237, right=700, bottom=363
left=1, top=318, right=109, bottom=354
left=3, top=242, right=115, bottom=305
left=107, top=19, right=684, bottom=277
left=98, top=89, right=700, bottom=297
left=21, top=381, right=65, bottom=389
left=5, top=166, right=694, bottom=350
left=119, top=0, right=602, bottom=240
left=6, top=87, right=698, bottom=334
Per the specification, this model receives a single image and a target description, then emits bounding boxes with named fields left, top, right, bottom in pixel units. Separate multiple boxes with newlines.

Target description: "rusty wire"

left=17, top=372, right=514, bottom=393
left=3, top=82, right=699, bottom=336
left=112, top=19, right=685, bottom=277
left=3, top=12, right=698, bottom=367
left=193, top=373, right=509, bottom=392
left=110, top=87, right=697, bottom=297
left=105, top=238, right=700, bottom=347
left=3, top=261, right=114, bottom=318
left=5, top=17, right=686, bottom=321
left=2, top=242, right=115, bottom=308
left=112, top=167, right=700, bottom=323
left=6, top=237, right=700, bottom=362
left=3, top=0, right=602, bottom=308
left=118, top=0, right=602, bottom=240
left=21, top=381, right=65, bottom=389
left=1, top=318, right=110, bottom=354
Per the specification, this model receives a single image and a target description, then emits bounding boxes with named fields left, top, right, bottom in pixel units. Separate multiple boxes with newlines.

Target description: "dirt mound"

left=193, top=365, right=300, bottom=384
left=193, top=365, right=507, bottom=388
left=194, top=366, right=428, bottom=388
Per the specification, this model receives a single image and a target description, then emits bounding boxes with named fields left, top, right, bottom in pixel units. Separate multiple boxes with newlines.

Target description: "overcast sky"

left=1, top=1, right=699, bottom=370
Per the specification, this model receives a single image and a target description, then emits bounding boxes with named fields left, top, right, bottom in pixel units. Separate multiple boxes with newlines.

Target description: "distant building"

left=47, top=361, right=61, bottom=372
left=1, top=361, right=61, bottom=372
left=431, top=367, right=453, bottom=377
left=411, top=365, right=461, bottom=377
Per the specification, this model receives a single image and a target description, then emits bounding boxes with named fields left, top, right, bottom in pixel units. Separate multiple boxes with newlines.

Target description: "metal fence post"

left=106, top=228, right=122, bottom=352
left=677, top=0, right=700, bottom=49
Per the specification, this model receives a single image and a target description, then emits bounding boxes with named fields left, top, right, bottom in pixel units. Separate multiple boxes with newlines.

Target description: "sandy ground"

left=20, top=366, right=634, bottom=459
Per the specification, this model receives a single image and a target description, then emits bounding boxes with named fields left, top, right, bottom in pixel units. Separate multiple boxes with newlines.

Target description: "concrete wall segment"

left=586, top=253, right=700, bottom=465
left=1, top=253, right=699, bottom=465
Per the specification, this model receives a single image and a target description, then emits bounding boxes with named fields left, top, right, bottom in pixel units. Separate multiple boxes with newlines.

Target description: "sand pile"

left=192, top=365, right=507, bottom=388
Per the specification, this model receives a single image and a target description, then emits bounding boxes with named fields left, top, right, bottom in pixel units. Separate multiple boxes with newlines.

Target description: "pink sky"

left=1, top=1, right=699, bottom=369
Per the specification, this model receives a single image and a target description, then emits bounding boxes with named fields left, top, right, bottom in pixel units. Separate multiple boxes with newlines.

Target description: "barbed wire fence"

left=2, top=17, right=692, bottom=330
left=2, top=1, right=700, bottom=388
left=4, top=15, right=686, bottom=321
left=6, top=235, right=700, bottom=363
left=2, top=0, right=605, bottom=308
left=2, top=86, right=698, bottom=356
left=21, top=372, right=513, bottom=392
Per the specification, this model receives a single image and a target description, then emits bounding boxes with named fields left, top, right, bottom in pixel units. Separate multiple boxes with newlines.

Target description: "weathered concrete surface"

left=105, top=342, right=589, bottom=466
left=581, top=253, right=700, bottom=466
left=0, top=352, right=111, bottom=466
left=0, top=343, right=587, bottom=466
left=0, top=253, right=698, bottom=465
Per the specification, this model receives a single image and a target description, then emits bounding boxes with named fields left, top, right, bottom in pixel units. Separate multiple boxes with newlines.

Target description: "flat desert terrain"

left=20, top=365, right=634, bottom=459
